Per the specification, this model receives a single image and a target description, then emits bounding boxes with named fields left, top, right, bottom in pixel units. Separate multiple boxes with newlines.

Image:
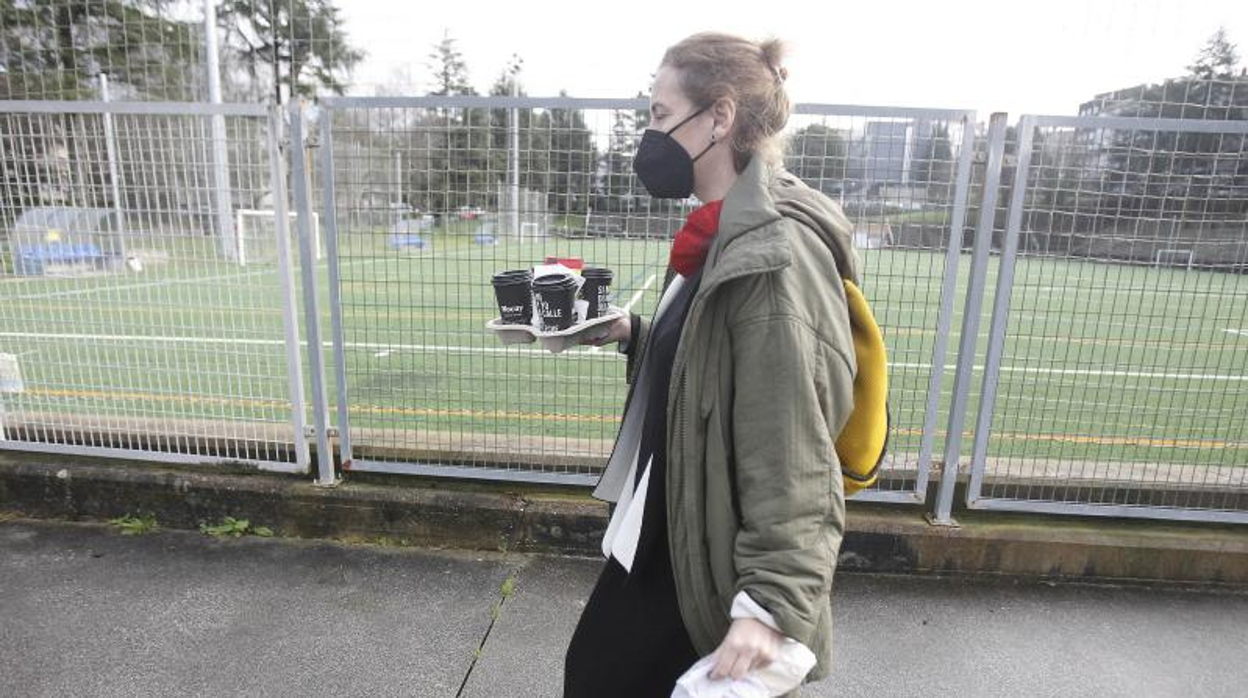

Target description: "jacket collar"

left=699, top=155, right=791, bottom=290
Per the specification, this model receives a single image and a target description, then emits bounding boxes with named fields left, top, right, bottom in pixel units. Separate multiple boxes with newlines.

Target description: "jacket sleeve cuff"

left=624, top=314, right=648, bottom=385
left=730, top=590, right=783, bottom=634
left=617, top=312, right=641, bottom=355
left=734, top=582, right=821, bottom=647
left=731, top=590, right=814, bottom=657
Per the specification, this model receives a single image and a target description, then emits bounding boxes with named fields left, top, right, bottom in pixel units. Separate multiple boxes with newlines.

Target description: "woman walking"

left=564, top=32, right=861, bottom=697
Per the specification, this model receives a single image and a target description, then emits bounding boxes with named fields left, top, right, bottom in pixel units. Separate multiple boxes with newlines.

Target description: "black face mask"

left=633, top=107, right=717, bottom=199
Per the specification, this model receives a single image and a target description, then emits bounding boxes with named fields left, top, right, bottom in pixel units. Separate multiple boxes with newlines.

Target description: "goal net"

left=234, top=209, right=322, bottom=266
left=1153, top=248, right=1194, bottom=271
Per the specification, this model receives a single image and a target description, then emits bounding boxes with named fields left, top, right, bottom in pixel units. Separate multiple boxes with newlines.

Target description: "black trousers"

left=563, top=554, right=700, bottom=697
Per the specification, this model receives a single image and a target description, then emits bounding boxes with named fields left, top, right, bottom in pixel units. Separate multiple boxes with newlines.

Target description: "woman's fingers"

left=709, top=648, right=732, bottom=681
left=728, top=649, right=755, bottom=681
left=750, top=643, right=777, bottom=671
left=576, top=316, right=629, bottom=346
left=709, top=618, right=783, bottom=681
left=709, top=644, right=758, bottom=681
left=582, top=330, right=610, bottom=346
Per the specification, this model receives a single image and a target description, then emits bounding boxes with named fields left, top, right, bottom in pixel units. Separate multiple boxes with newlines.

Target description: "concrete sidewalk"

left=2, top=518, right=1246, bottom=698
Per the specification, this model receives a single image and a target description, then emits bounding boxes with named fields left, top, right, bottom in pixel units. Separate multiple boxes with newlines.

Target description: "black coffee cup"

left=579, top=267, right=614, bottom=320
left=531, top=273, right=579, bottom=332
left=492, top=269, right=533, bottom=325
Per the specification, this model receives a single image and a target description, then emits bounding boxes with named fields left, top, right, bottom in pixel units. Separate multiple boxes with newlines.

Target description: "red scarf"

left=669, top=200, right=723, bottom=277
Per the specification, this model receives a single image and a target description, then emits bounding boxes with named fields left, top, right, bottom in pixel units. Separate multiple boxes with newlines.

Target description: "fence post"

left=930, top=113, right=1010, bottom=526
left=966, top=116, right=1037, bottom=507
left=268, top=106, right=310, bottom=472
left=318, top=108, right=354, bottom=470
left=914, top=113, right=977, bottom=502
left=289, top=100, right=337, bottom=486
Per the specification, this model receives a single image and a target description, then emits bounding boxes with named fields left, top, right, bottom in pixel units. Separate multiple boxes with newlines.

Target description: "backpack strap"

left=835, top=279, right=891, bottom=495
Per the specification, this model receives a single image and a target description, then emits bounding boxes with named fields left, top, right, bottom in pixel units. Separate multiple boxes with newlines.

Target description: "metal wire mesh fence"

left=0, top=101, right=308, bottom=470
left=0, top=1, right=360, bottom=104
left=965, top=114, right=1248, bottom=522
left=313, top=97, right=974, bottom=498
left=315, top=97, right=684, bottom=483
left=1, top=92, right=1245, bottom=522
left=783, top=105, right=975, bottom=501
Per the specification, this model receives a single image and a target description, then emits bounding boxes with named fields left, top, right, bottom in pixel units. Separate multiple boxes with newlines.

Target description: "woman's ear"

left=711, top=98, right=737, bottom=141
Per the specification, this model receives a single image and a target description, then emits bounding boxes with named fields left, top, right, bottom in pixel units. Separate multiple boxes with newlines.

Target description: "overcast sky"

left=339, top=0, right=1247, bottom=119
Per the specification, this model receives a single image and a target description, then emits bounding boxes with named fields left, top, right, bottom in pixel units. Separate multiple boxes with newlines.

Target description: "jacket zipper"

left=665, top=252, right=792, bottom=645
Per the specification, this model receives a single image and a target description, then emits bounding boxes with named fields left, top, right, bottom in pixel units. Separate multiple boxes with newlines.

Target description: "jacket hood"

left=708, top=156, right=861, bottom=285
left=770, top=169, right=861, bottom=285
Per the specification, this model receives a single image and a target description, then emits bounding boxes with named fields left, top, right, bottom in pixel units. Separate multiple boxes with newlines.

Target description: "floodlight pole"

left=509, top=58, right=521, bottom=238
left=98, top=74, right=128, bottom=265
left=394, top=150, right=402, bottom=228
left=205, top=0, right=237, bottom=260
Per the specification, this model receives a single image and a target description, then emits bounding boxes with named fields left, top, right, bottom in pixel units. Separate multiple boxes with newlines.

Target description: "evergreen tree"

left=217, top=0, right=364, bottom=102
left=1187, top=26, right=1241, bottom=80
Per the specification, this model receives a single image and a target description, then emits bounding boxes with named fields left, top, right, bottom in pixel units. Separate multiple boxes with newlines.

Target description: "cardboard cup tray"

left=486, top=307, right=625, bottom=353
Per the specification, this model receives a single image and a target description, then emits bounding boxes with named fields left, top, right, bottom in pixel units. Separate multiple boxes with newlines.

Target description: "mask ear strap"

left=665, top=106, right=707, bottom=135
left=691, top=138, right=717, bottom=163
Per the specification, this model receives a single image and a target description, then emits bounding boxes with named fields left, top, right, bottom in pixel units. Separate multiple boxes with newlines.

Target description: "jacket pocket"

left=703, top=404, right=740, bottom=598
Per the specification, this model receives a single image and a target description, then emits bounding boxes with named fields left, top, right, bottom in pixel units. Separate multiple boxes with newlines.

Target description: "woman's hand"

left=709, top=617, right=782, bottom=681
left=579, top=314, right=631, bottom=347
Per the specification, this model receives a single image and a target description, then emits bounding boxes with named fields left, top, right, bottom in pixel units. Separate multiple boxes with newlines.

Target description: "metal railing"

left=310, top=97, right=976, bottom=503
left=2, top=96, right=1246, bottom=524
left=0, top=101, right=308, bottom=472
left=959, top=114, right=1248, bottom=523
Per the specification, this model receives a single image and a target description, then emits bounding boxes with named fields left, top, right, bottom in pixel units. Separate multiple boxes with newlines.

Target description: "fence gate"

left=960, top=114, right=1248, bottom=523
left=309, top=96, right=975, bottom=502
left=0, top=101, right=309, bottom=473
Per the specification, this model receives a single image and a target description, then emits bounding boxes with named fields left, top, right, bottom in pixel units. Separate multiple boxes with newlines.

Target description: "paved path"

left=2, top=518, right=1245, bottom=697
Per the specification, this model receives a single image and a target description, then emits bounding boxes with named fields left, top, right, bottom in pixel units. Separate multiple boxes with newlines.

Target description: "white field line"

left=1, top=245, right=485, bottom=303
left=1012, top=285, right=1248, bottom=299
left=977, top=364, right=1247, bottom=382
left=1225, top=329, right=1247, bottom=338
left=3, top=262, right=357, bottom=302
left=0, top=331, right=615, bottom=360
left=4, top=268, right=282, bottom=301
left=2, top=331, right=1245, bottom=381
left=867, top=278, right=1248, bottom=300
left=623, top=274, right=659, bottom=313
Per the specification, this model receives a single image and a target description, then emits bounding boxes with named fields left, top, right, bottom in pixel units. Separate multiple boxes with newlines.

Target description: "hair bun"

left=758, top=37, right=788, bottom=83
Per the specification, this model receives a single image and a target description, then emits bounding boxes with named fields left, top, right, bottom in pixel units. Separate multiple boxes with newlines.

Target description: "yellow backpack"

left=835, top=279, right=890, bottom=496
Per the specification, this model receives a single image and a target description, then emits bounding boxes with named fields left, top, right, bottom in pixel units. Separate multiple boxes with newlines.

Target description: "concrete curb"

left=2, top=453, right=1246, bottom=586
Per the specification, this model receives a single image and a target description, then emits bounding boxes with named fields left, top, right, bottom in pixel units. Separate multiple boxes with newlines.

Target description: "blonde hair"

left=661, top=33, right=791, bottom=172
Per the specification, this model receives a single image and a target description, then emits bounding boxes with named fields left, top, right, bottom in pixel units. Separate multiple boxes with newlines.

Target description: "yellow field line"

left=23, top=388, right=615, bottom=424
left=29, top=388, right=288, bottom=410
left=22, top=387, right=1248, bottom=449
left=5, top=302, right=284, bottom=318
left=347, top=404, right=618, bottom=423
left=892, top=427, right=1247, bottom=450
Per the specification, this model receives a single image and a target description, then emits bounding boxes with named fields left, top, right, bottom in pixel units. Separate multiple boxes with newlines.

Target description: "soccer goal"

left=1153, top=248, right=1194, bottom=271
left=234, top=209, right=322, bottom=266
